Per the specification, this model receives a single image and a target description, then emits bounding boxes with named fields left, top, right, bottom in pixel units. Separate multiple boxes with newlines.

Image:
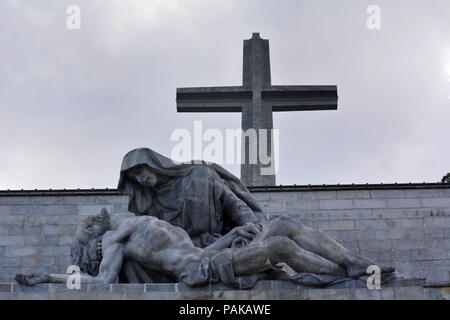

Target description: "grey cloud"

left=0, top=0, right=449, bottom=189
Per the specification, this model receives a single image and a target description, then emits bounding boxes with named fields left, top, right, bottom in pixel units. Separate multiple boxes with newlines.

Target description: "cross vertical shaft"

left=241, top=33, right=275, bottom=186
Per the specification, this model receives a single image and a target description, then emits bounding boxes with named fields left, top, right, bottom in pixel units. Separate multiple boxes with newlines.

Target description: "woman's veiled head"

left=118, top=148, right=192, bottom=191
left=118, top=148, right=195, bottom=214
left=126, top=165, right=159, bottom=188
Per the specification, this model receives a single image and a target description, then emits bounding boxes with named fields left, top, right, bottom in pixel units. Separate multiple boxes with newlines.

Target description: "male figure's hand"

left=15, top=273, right=50, bottom=286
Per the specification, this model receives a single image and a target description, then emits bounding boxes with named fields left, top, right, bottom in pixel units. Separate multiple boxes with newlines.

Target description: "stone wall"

left=251, top=187, right=450, bottom=284
left=0, top=194, right=130, bottom=282
left=1, top=186, right=449, bottom=284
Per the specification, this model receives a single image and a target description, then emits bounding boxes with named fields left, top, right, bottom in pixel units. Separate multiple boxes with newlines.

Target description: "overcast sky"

left=1, top=0, right=449, bottom=189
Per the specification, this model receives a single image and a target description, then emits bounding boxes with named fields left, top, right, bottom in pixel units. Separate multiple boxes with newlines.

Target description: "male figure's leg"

left=232, top=236, right=346, bottom=277
left=253, top=216, right=393, bottom=278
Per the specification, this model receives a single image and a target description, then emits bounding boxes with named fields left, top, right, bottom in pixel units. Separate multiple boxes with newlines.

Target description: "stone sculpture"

left=15, top=148, right=398, bottom=288
left=16, top=208, right=395, bottom=288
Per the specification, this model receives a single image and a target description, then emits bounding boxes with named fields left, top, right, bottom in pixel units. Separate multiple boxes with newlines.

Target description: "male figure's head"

left=75, top=207, right=111, bottom=244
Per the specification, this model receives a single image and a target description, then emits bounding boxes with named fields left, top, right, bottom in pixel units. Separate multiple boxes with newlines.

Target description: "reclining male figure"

left=16, top=208, right=394, bottom=287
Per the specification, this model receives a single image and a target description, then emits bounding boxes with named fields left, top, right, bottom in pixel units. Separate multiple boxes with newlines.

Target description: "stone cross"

left=176, top=33, right=338, bottom=186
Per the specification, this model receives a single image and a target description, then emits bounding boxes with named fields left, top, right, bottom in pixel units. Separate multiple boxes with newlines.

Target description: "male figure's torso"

left=102, top=216, right=204, bottom=280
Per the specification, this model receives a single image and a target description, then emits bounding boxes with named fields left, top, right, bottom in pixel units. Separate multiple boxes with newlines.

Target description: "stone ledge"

left=0, top=279, right=427, bottom=293
left=1, top=279, right=447, bottom=300
left=1, top=183, right=449, bottom=197
left=0, top=284, right=447, bottom=300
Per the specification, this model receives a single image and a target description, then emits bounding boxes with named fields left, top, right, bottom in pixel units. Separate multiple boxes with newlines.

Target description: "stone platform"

left=1, top=280, right=448, bottom=300
left=1, top=184, right=449, bottom=298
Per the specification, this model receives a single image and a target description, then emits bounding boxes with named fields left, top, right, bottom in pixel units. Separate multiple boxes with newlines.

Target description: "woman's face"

left=126, top=165, right=158, bottom=187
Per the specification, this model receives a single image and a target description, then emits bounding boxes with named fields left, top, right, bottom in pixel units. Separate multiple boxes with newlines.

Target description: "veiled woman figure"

left=118, top=148, right=265, bottom=249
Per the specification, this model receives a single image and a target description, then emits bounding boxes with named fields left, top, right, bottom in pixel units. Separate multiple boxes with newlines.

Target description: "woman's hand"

left=232, top=223, right=262, bottom=240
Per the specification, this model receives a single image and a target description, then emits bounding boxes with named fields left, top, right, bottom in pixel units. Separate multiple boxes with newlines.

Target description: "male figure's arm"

left=16, top=243, right=124, bottom=286
left=104, top=220, right=137, bottom=245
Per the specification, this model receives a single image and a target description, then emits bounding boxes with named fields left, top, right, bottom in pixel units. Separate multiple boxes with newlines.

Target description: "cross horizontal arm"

left=262, top=85, right=338, bottom=112
left=177, top=86, right=251, bottom=112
